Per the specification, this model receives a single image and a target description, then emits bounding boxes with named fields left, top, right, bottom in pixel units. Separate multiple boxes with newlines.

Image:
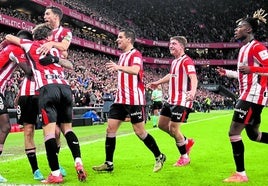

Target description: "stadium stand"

left=0, top=0, right=267, bottom=122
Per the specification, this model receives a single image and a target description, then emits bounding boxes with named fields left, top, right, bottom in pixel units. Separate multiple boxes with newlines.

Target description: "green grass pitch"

left=1, top=108, right=268, bottom=185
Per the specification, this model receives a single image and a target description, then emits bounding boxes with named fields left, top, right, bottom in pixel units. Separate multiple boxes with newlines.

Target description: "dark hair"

left=119, top=29, right=136, bottom=44
left=46, top=6, right=63, bottom=20
left=32, top=24, right=52, bottom=40
left=237, top=9, right=267, bottom=33
left=16, top=30, right=33, bottom=40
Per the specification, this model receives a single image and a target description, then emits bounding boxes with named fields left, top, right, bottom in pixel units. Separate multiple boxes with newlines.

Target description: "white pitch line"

left=0, top=112, right=232, bottom=163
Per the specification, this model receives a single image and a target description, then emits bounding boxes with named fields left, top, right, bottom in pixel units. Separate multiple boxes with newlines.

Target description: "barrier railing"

left=7, top=106, right=104, bottom=126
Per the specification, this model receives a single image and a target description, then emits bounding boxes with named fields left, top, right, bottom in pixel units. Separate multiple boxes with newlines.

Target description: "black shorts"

left=0, top=93, right=8, bottom=115
left=17, top=95, right=39, bottom=125
left=232, top=100, right=263, bottom=125
left=39, top=84, right=73, bottom=125
left=160, top=102, right=188, bottom=122
left=152, top=101, right=163, bottom=110
left=108, top=103, right=144, bottom=124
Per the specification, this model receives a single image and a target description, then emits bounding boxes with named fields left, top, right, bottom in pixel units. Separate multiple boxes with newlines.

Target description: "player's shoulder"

left=183, top=54, right=195, bottom=64
left=132, top=48, right=142, bottom=57
left=3, top=44, right=22, bottom=52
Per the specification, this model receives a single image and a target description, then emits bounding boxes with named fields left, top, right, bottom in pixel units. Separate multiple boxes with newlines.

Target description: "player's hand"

left=39, top=42, right=53, bottom=55
left=216, top=67, right=226, bottom=76
left=239, top=66, right=251, bottom=74
left=186, top=91, right=195, bottom=101
left=106, top=60, right=118, bottom=72
left=146, top=83, right=158, bottom=89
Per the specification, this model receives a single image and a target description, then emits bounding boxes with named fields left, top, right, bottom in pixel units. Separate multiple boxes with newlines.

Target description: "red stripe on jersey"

left=239, top=43, right=253, bottom=100
left=19, top=77, right=38, bottom=96
left=168, top=55, right=196, bottom=108
left=20, top=39, right=69, bottom=89
left=52, top=26, right=72, bottom=42
left=238, top=40, right=268, bottom=105
left=0, top=45, right=25, bottom=94
left=114, top=49, right=145, bottom=105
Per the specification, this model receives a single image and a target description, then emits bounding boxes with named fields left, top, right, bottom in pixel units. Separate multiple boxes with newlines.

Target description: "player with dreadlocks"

left=217, top=9, right=268, bottom=182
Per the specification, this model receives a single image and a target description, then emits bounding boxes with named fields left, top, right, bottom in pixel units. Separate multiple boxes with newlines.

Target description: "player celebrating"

left=217, top=9, right=268, bottom=182
left=92, top=29, right=166, bottom=173
left=5, top=24, right=86, bottom=184
left=147, top=36, right=197, bottom=167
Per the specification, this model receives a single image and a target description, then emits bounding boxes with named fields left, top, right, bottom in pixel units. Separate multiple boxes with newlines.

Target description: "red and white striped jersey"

left=0, top=44, right=26, bottom=95
left=18, top=76, right=38, bottom=96
left=20, top=39, right=69, bottom=89
left=114, top=49, right=145, bottom=105
left=168, top=54, right=196, bottom=108
left=237, top=40, right=268, bottom=105
left=52, top=26, right=72, bottom=43
left=19, top=26, right=71, bottom=96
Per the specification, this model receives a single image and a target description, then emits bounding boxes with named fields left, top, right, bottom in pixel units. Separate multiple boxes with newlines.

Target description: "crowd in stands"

left=2, top=0, right=264, bottom=112
left=1, top=2, right=266, bottom=60
left=54, top=0, right=268, bottom=42
left=0, top=37, right=236, bottom=111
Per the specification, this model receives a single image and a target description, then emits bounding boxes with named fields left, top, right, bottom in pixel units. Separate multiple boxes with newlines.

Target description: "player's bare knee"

left=107, top=132, right=116, bottom=138
left=229, top=135, right=242, bottom=142
left=136, top=132, right=147, bottom=140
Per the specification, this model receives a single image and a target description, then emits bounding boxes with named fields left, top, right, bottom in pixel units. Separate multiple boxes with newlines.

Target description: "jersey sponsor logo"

left=234, top=108, right=247, bottom=115
left=187, top=65, right=196, bottom=72
left=234, top=108, right=247, bottom=120
left=130, top=111, right=142, bottom=117
left=258, top=50, right=268, bottom=60
left=171, top=111, right=183, bottom=120
left=45, top=74, right=63, bottom=79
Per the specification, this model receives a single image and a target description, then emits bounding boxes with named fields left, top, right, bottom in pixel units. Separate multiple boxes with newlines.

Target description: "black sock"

left=260, top=132, right=268, bottom=143
left=176, top=136, right=187, bottom=155
left=177, top=144, right=187, bottom=155
left=56, top=145, right=60, bottom=154
left=65, top=131, right=81, bottom=159
left=25, top=148, right=38, bottom=173
left=142, top=133, right=161, bottom=158
left=105, top=137, right=116, bottom=162
left=45, top=138, right=59, bottom=171
left=231, top=140, right=245, bottom=172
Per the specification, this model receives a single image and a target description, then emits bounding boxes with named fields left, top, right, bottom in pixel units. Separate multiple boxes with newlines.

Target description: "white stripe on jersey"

left=0, top=63, right=17, bottom=95
left=115, top=49, right=145, bottom=105
left=168, top=55, right=195, bottom=108
left=53, top=26, right=63, bottom=42
left=238, top=40, right=268, bottom=105
left=19, top=77, right=37, bottom=96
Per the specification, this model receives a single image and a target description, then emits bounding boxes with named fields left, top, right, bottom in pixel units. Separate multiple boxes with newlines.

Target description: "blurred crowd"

left=1, top=0, right=261, bottom=111
left=55, top=0, right=268, bottom=42
left=1, top=1, right=267, bottom=59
